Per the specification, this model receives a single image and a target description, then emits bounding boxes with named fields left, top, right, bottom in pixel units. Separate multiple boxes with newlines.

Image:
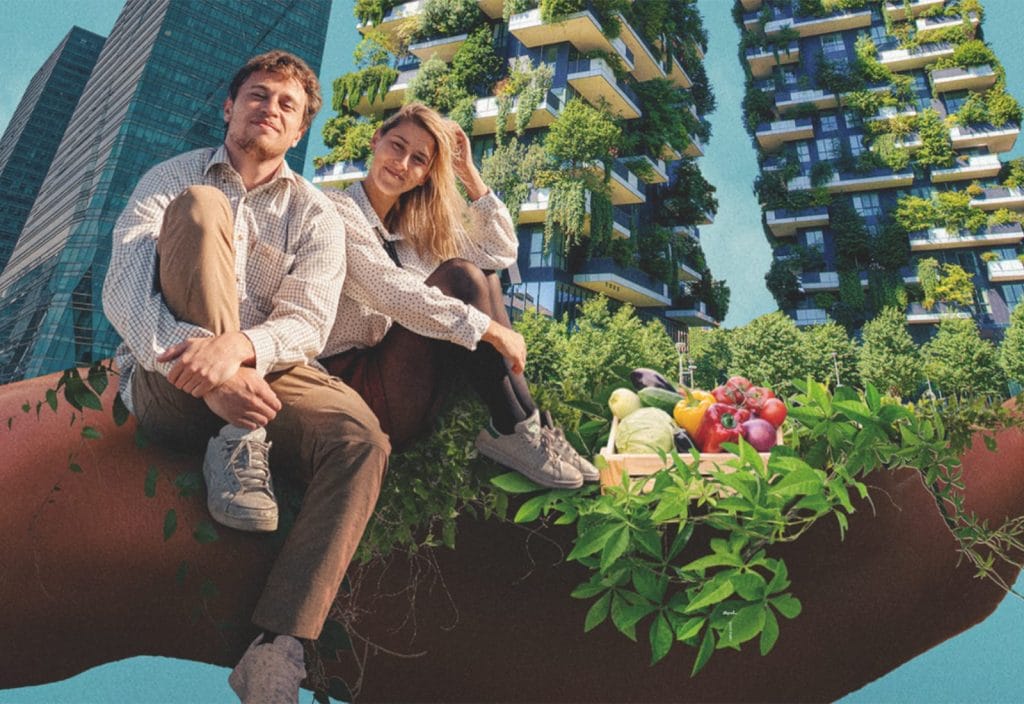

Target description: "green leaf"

left=571, top=579, right=607, bottom=599
left=760, top=607, right=780, bottom=655
left=667, top=522, right=694, bottom=560
left=193, top=521, right=219, bottom=544
left=442, top=519, right=456, bottom=549
left=685, top=579, right=735, bottom=613
left=680, top=553, right=742, bottom=573
left=633, top=568, right=665, bottom=603
left=87, top=364, right=109, bottom=396
left=45, top=389, right=58, bottom=412
left=983, top=434, right=997, bottom=452
left=731, top=572, right=767, bottom=601
left=584, top=591, right=612, bottom=632
left=601, top=525, right=630, bottom=572
left=144, top=466, right=159, bottom=498
left=69, top=463, right=83, bottom=473
left=112, top=393, right=130, bottom=427
left=674, top=616, right=705, bottom=641
left=720, top=604, right=766, bottom=648
left=490, top=471, right=542, bottom=494
left=865, top=383, right=881, bottom=412
left=649, top=613, right=673, bottom=665
left=568, top=522, right=620, bottom=561
left=771, top=594, right=802, bottom=619
left=163, top=509, right=178, bottom=541
left=173, top=471, right=202, bottom=498
left=691, top=628, right=715, bottom=676
left=650, top=490, right=689, bottom=523
left=21, top=402, right=30, bottom=413
left=514, top=493, right=550, bottom=523
left=611, top=598, right=654, bottom=639
left=81, top=426, right=102, bottom=440
left=770, top=467, right=822, bottom=498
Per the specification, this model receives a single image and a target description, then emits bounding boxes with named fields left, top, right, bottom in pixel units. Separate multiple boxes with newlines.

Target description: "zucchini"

left=638, top=387, right=685, bottom=415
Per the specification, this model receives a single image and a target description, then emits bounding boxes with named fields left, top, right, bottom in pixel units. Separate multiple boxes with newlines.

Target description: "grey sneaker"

left=476, top=410, right=583, bottom=489
left=228, top=634, right=305, bottom=704
left=203, top=425, right=278, bottom=532
left=542, top=424, right=600, bottom=483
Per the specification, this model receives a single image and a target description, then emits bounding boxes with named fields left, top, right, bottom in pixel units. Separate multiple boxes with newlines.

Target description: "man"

left=103, top=51, right=389, bottom=702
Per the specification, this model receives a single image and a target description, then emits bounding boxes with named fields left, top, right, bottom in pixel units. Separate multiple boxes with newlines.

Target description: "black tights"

left=322, top=258, right=537, bottom=451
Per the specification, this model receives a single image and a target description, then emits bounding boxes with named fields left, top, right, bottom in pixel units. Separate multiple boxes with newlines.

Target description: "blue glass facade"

left=0, top=0, right=333, bottom=382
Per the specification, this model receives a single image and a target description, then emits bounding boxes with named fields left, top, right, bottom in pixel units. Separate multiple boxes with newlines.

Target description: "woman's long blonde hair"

left=376, top=102, right=471, bottom=261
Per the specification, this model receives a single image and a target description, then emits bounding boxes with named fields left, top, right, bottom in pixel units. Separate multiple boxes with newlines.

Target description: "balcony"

left=312, top=160, right=369, bottom=188
left=930, top=154, right=1003, bottom=183
left=742, top=11, right=762, bottom=32
left=672, top=224, right=699, bottom=240
left=351, top=68, right=414, bottom=116
left=883, top=0, right=944, bottom=21
left=909, top=223, right=1024, bottom=251
left=755, top=117, right=814, bottom=150
left=607, top=160, right=646, bottom=205
left=765, top=9, right=872, bottom=38
left=789, top=308, right=829, bottom=327
left=616, top=13, right=663, bottom=81
left=906, top=302, right=971, bottom=324
left=867, top=105, right=918, bottom=123
left=775, top=88, right=838, bottom=113
left=916, top=12, right=980, bottom=38
left=567, top=58, right=641, bottom=119
left=970, top=186, right=1024, bottom=211
left=746, top=42, right=800, bottom=79
left=409, top=32, right=467, bottom=62
left=677, top=259, right=701, bottom=283
left=667, top=56, right=692, bottom=90
left=477, top=0, right=503, bottom=19
left=800, top=271, right=840, bottom=292
left=790, top=167, right=915, bottom=194
left=949, top=123, right=1020, bottom=153
left=472, top=90, right=562, bottom=134
left=988, top=259, right=1024, bottom=282
left=766, top=206, right=830, bottom=237
left=510, top=8, right=630, bottom=59
left=931, top=64, right=997, bottom=93
left=518, top=187, right=558, bottom=225
left=698, top=208, right=714, bottom=226
left=357, top=0, right=424, bottom=42
left=612, top=207, right=632, bottom=239
left=637, top=155, right=669, bottom=184
left=684, top=132, right=705, bottom=158
left=879, top=42, right=955, bottom=72
left=666, top=300, right=717, bottom=326
left=573, top=257, right=671, bottom=307
left=740, top=0, right=763, bottom=11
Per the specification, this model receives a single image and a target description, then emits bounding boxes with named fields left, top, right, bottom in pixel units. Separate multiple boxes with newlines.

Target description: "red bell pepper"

left=696, top=403, right=751, bottom=453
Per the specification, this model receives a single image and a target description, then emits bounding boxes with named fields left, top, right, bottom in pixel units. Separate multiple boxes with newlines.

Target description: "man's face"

left=223, top=70, right=308, bottom=163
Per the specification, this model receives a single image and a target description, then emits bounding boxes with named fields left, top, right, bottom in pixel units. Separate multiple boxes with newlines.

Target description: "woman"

left=320, top=102, right=597, bottom=489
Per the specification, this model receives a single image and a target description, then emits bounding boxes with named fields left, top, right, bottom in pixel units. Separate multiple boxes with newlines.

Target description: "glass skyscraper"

left=0, top=0, right=333, bottom=383
left=0, top=26, right=105, bottom=274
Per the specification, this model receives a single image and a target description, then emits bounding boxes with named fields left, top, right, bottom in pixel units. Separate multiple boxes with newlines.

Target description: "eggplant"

left=673, top=427, right=696, bottom=453
left=629, top=367, right=676, bottom=392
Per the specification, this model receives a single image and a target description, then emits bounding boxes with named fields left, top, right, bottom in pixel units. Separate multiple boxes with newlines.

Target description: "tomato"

left=758, top=398, right=788, bottom=428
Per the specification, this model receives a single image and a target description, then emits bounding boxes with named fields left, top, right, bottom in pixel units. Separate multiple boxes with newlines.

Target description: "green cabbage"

left=615, top=407, right=676, bottom=454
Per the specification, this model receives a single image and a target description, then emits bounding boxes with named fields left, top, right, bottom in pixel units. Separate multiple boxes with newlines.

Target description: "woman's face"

left=369, top=120, right=437, bottom=198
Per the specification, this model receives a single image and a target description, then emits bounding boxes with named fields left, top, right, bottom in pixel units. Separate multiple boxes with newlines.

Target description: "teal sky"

left=2, top=1, right=1024, bottom=701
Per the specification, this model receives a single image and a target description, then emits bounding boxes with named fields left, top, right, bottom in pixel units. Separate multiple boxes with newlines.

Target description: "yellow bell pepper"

left=673, top=388, right=714, bottom=437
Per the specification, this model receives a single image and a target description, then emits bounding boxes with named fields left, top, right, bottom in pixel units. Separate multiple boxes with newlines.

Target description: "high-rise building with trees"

left=0, top=26, right=105, bottom=273
left=315, top=0, right=727, bottom=341
left=0, top=0, right=332, bottom=383
left=736, top=0, right=1022, bottom=338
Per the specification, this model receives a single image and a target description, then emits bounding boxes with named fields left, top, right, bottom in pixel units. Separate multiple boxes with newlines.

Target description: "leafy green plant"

left=921, top=317, right=1004, bottom=398
left=858, top=306, right=922, bottom=399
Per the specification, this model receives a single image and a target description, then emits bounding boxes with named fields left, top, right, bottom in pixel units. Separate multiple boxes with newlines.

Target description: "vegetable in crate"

left=758, top=397, right=788, bottom=427
left=608, top=388, right=642, bottom=419
left=629, top=367, right=676, bottom=392
left=712, top=375, right=753, bottom=405
left=614, top=407, right=676, bottom=454
left=637, top=387, right=685, bottom=414
left=673, top=427, right=696, bottom=452
left=673, top=388, right=713, bottom=436
left=695, top=403, right=751, bottom=453
left=739, top=418, right=778, bottom=452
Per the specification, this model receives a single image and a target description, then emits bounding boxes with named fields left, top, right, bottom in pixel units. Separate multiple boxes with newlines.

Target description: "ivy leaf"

left=81, top=426, right=102, bottom=440
left=174, top=471, right=202, bottom=498
left=684, top=578, right=735, bottom=613
left=771, top=594, right=802, bottom=619
left=650, top=489, right=689, bottom=523
left=633, top=528, right=662, bottom=560
left=490, top=472, right=542, bottom=494
left=163, top=509, right=178, bottom=541
left=649, top=613, right=673, bottom=665
left=193, top=521, right=219, bottom=544
left=632, top=568, right=666, bottom=603
left=611, top=598, right=653, bottom=640
left=667, top=522, right=694, bottom=560
left=514, top=493, right=550, bottom=523
left=568, top=522, right=620, bottom=562
left=87, top=364, right=109, bottom=396
left=45, top=389, right=58, bottom=413
left=674, top=616, right=705, bottom=641
left=760, top=607, right=780, bottom=656
left=680, top=553, right=742, bottom=573
left=584, top=591, right=612, bottom=632
left=69, top=463, right=83, bottom=473
left=691, top=628, right=716, bottom=676
left=770, top=467, right=822, bottom=498
left=719, top=604, right=766, bottom=649
left=600, top=525, right=630, bottom=572
left=144, top=466, right=159, bottom=498
left=112, top=393, right=130, bottom=427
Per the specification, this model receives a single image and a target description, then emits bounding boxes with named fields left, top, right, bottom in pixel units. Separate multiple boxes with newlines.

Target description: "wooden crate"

left=597, top=416, right=777, bottom=491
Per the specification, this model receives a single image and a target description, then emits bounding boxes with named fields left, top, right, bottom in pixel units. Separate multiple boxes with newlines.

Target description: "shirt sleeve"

left=242, top=195, right=346, bottom=375
left=458, top=191, right=518, bottom=271
left=102, top=166, right=214, bottom=377
left=333, top=195, right=491, bottom=350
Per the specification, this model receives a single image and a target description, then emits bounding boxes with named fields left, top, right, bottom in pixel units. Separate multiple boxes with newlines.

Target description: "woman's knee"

left=427, top=258, right=491, bottom=303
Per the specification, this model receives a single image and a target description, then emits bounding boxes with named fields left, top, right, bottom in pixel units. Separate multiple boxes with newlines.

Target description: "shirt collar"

left=347, top=181, right=403, bottom=241
left=205, top=144, right=297, bottom=185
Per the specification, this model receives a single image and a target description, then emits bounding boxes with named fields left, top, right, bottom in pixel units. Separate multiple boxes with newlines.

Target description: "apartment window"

left=782, top=68, right=798, bottom=86
left=848, top=134, right=865, bottom=156
left=819, top=114, right=839, bottom=132
left=816, top=137, right=841, bottom=160
left=821, top=34, right=845, bottom=57
left=796, top=142, right=811, bottom=164
left=804, top=230, right=825, bottom=251
left=528, top=229, right=564, bottom=269
left=944, top=90, right=969, bottom=115
left=853, top=193, right=882, bottom=217
left=1002, top=284, right=1024, bottom=309
left=912, top=73, right=929, bottom=94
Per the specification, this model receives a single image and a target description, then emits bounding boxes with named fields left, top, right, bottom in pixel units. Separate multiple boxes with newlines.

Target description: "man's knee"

left=162, top=185, right=233, bottom=244
left=430, top=258, right=489, bottom=303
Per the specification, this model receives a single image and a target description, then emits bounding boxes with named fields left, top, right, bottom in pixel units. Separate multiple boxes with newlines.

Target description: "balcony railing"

left=789, top=167, right=915, bottom=193
left=988, top=259, right=1024, bottom=282
left=949, top=122, right=1020, bottom=153
left=883, top=0, right=944, bottom=21
left=766, top=206, right=830, bottom=237
left=665, top=299, right=718, bottom=326
left=930, top=154, right=1003, bottom=183
left=409, top=32, right=468, bottom=62
left=312, top=160, right=369, bottom=186
left=906, top=302, right=971, bottom=324
left=755, top=117, right=814, bottom=150
left=867, top=105, right=918, bottom=123
left=788, top=308, right=829, bottom=327
left=879, top=42, right=955, bottom=72
left=931, top=64, right=996, bottom=93
left=800, top=271, right=840, bottom=291
left=908, top=223, right=1024, bottom=251
left=916, top=11, right=980, bottom=35
left=765, top=9, right=872, bottom=38
left=567, top=57, right=641, bottom=119
left=745, top=42, right=800, bottom=78
left=970, top=186, right=1024, bottom=211
left=357, top=0, right=424, bottom=40
left=473, top=88, right=563, bottom=134
left=573, top=257, right=671, bottom=307
left=775, top=88, right=838, bottom=112
left=510, top=6, right=632, bottom=62
left=608, top=159, right=645, bottom=205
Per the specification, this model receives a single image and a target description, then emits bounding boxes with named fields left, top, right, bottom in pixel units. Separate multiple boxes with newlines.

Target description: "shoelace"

left=542, top=426, right=577, bottom=464
left=228, top=438, right=273, bottom=493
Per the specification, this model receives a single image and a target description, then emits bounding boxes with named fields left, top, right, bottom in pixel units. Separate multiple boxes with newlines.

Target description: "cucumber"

left=637, top=387, right=685, bottom=415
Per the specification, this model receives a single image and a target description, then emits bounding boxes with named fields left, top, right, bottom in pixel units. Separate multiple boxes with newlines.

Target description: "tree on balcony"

left=804, top=321, right=861, bottom=389
left=917, top=257, right=974, bottom=311
left=765, top=258, right=802, bottom=310
left=654, top=158, right=718, bottom=228
left=355, top=0, right=403, bottom=26
left=315, top=113, right=380, bottom=169
left=407, top=57, right=476, bottom=131
left=625, top=78, right=704, bottom=160
left=914, top=108, right=956, bottom=169
left=921, top=317, right=1004, bottom=397
left=480, top=140, right=546, bottom=225
left=857, top=306, right=922, bottom=399
left=409, top=0, right=485, bottom=43
left=450, top=26, right=504, bottom=97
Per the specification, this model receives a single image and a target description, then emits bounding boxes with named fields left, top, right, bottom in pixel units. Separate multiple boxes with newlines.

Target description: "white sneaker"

left=542, top=423, right=601, bottom=483
left=476, top=410, right=583, bottom=489
left=203, top=425, right=277, bottom=532
left=228, top=634, right=305, bottom=704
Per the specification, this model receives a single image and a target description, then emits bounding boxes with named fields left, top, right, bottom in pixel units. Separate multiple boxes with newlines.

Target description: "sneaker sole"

left=206, top=499, right=278, bottom=533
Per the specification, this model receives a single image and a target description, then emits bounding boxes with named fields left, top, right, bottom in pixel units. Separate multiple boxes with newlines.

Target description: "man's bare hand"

left=203, top=367, right=281, bottom=429
left=158, top=331, right=255, bottom=397
left=481, top=320, right=526, bottom=375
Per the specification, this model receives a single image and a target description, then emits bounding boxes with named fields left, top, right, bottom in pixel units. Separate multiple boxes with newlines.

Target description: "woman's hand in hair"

left=447, top=120, right=489, bottom=200
left=481, top=320, right=526, bottom=375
